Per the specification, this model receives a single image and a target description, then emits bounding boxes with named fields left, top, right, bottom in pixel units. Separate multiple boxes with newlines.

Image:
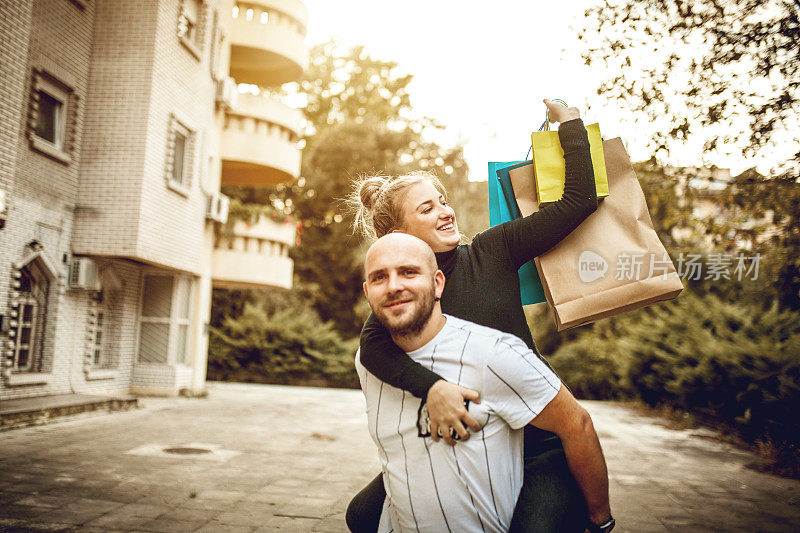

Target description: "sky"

left=301, top=0, right=765, bottom=180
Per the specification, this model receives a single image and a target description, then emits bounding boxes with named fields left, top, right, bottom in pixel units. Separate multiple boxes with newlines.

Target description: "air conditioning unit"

left=69, top=257, right=101, bottom=291
left=215, top=77, right=238, bottom=110
left=206, top=192, right=230, bottom=223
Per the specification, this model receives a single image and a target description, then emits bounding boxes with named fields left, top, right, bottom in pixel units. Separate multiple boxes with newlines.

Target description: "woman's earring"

left=434, top=297, right=441, bottom=302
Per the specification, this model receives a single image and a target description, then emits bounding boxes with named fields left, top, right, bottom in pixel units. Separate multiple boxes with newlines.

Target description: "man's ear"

left=434, top=269, right=445, bottom=299
left=363, top=281, right=369, bottom=299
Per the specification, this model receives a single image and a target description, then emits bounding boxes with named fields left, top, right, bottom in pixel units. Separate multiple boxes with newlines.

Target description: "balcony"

left=221, top=92, right=302, bottom=186
left=211, top=216, right=295, bottom=290
left=229, top=0, right=309, bottom=87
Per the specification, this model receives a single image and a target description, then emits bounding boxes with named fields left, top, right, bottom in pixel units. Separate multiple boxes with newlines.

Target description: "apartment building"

left=0, top=0, right=307, bottom=400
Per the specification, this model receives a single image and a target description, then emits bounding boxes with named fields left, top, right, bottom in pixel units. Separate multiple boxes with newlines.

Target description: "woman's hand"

left=545, top=99, right=581, bottom=124
left=426, top=380, right=482, bottom=445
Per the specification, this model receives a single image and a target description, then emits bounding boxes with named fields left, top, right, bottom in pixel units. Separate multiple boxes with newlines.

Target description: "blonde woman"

left=347, top=100, right=609, bottom=533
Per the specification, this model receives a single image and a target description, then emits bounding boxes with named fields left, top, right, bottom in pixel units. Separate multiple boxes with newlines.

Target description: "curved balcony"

left=211, top=216, right=296, bottom=290
left=221, top=92, right=302, bottom=186
left=229, top=0, right=309, bottom=87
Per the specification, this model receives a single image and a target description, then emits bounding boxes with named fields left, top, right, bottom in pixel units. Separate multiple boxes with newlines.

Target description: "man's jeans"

left=509, top=446, right=588, bottom=532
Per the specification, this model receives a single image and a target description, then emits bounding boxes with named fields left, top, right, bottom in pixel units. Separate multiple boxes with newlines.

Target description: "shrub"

left=208, top=300, right=359, bottom=388
left=549, top=333, right=634, bottom=400
left=551, top=290, right=800, bottom=451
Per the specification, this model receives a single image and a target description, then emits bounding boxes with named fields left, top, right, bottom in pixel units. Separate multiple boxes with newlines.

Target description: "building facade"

left=0, top=0, right=307, bottom=399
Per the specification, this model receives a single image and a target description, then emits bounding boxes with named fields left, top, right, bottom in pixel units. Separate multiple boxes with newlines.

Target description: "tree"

left=221, top=42, right=472, bottom=338
left=272, top=43, right=470, bottom=337
left=579, top=0, right=800, bottom=308
left=730, top=170, right=800, bottom=309
left=579, top=0, right=799, bottom=176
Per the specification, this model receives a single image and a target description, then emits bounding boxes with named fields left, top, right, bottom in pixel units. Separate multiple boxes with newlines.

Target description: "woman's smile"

left=401, top=181, right=461, bottom=252
left=437, top=221, right=455, bottom=233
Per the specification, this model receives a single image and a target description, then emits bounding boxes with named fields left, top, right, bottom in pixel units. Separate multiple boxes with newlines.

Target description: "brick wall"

left=73, top=0, right=217, bottom=275
left=136, top=0, right=212, bottom=274
left=0, top=0, right=96, bottom=400
left=1, top=0, right=305, bottom=401
left=74, top=259, right=143, bottom=396
left=0, top=0, right=34, bottom=393
left=71, top=0, right=158, bottom=261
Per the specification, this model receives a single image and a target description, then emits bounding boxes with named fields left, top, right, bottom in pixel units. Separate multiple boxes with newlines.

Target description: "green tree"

left=579, top=0, right=799, bottom=174
left=578, top=0, right=800, bottom=309
left=729, top=170, right=800, bottom=309
left=217, top=42, right=474, bottom=345
left=271, top=42, right=470, bottom=337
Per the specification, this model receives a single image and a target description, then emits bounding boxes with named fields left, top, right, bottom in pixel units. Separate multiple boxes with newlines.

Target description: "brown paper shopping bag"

left=510, top=137, right=684, bottom=330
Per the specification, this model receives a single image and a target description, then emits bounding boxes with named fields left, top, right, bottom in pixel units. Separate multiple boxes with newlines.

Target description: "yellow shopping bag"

left=531, top=103, right=609, bottom=204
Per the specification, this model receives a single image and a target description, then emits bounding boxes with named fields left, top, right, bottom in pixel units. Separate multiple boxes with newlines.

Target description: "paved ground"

left=0, top=382, right=798, bottom=532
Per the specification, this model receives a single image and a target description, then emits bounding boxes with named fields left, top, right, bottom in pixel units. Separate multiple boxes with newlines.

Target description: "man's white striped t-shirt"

left=355, top=315, right=562, bottom=533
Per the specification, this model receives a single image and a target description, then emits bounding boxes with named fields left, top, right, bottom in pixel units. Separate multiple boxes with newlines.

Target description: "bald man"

left=356, top=233, right=612, bottom=533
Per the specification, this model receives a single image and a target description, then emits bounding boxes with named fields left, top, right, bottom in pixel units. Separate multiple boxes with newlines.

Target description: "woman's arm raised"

left=478, top=108, right=598, bottom=268
left=360, top=312, right=482, bottom=445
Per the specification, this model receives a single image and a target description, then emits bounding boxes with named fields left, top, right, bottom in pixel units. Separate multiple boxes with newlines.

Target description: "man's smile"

left=384, top=298, right=413, bottom=310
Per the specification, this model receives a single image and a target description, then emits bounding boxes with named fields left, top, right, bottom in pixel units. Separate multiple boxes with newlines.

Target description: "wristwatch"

left=587, top=516, right=615, bottom=533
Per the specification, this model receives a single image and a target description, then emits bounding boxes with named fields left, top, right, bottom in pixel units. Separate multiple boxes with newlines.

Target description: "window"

left=93, top=309, right=106, bottom=366
left=90, top=290, right=119, bottom=369
left=35, top=92, right=63, bottom=147
left=172, top=127, right=187, bottom=185
left=209, top=9, right=223, bottom=80
left=174, top=277, right=192, bottom=365
left=28, top=71, right=74, bottom=164
left=178, top=0, right=205, bottom=60
left=165, top=116, right=193, bottom=194
left=138, top=274, right=194, bottom=365
left=10, top=262, right=50, bottom=372
left=13, top=295, right=37, bottom=371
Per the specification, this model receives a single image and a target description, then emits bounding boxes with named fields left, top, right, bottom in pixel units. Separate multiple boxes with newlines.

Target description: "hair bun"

left=359, top=176, right=387, bottom=210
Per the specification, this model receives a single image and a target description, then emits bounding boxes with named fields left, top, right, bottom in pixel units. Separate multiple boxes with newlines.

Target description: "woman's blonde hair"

left=348, top=171, right=448, bottom=241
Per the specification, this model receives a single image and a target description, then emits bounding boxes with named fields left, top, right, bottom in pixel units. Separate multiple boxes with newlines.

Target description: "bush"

left=549, top=332, right=634, bottom=401
left=208, top=298, right=359, bottom=388
left=551, top=290, right=800, bottom=452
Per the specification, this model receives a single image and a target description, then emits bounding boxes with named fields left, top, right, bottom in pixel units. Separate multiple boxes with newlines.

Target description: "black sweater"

left=359, top=119, right=598, bottom=448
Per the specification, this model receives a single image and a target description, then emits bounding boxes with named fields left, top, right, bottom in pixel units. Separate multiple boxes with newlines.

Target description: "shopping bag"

left=521, top=138, right=684, bottom=330
left=497, top=167, right=522, bottom=220
left=487, top=162, right=546, bottom=305
left=488, top=161, right=522, bottom=226
left=531, top=122, right=610, bottom=204
left=502, top=160, right=538, bottom=218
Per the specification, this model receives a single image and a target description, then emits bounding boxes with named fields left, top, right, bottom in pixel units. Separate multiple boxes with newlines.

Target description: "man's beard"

left=380, top=285, right=437, bottom=338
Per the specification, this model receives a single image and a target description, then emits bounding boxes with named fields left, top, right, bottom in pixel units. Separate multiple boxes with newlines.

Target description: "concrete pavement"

left=0, top=382, right=798, bottom=532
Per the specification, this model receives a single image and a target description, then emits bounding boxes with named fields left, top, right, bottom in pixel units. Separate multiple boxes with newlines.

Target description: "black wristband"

left=587, top=516, right=615, bottom=533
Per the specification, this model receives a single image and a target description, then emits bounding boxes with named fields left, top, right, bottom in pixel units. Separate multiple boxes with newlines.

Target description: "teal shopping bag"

left=487, top=162, right=546, bottom=305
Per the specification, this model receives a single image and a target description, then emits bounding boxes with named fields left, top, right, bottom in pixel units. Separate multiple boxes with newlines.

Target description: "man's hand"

left=544, top=98, right=581, bottom=124
left=426, top=380, right=481, bottom=446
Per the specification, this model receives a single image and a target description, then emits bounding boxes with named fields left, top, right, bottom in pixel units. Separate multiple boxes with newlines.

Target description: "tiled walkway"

left=0, top=382, right=798, bottom=532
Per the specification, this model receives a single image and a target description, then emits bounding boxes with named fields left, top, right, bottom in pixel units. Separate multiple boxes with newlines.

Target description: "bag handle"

left=524, top=98, right=569, bottom=160
left=539, top=99, right=569, bottom=132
